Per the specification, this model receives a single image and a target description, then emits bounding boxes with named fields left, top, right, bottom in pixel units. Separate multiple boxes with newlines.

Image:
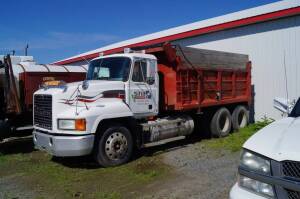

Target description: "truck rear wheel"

left=232, top=105, right=249, bottom=130
left=94, top=125, right=133, bottom=167
left=210, top=107, right=232, bottom=138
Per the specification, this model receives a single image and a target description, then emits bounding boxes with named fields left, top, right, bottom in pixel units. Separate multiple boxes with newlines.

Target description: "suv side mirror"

left=274, top=97, right=295, bottom=114
left=146, top=76, right=155, bottom=85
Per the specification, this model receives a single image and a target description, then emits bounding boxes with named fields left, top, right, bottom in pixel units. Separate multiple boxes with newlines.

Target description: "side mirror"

left=82, top=80, right=89, bottom=90
left=146, top=76, right=155, bottom=85
left=274, top=97, right=294, bottom=114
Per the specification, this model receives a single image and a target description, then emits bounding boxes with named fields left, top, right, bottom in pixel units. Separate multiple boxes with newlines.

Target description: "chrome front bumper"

left=33, top=130, right=94, bottom=157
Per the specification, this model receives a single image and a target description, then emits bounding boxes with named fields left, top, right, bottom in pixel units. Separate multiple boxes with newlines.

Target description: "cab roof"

left=90, top=53, right=157, bottom=62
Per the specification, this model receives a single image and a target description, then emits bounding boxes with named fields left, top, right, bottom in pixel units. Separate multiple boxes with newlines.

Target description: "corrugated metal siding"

left=173, top=15, right=300, bottom=120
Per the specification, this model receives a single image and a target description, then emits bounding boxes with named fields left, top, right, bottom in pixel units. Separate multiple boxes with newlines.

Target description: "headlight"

left=58, top=119, right=86, bottom=131
left=239, top=150, right=274, bottom=198
left=239, top=175, right=275, bottom=198
left=240, top=149, right=271, bottom=174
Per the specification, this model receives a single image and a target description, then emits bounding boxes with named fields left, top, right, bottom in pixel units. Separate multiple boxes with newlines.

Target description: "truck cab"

left=33, top=51, right=161, bottom=166
left=85, top=53, right=159, bottom=117
left=230, top=98, right=300, bottom=199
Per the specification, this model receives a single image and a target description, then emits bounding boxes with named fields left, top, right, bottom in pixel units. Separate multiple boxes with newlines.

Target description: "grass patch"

left=202, top=118, right=273, bottom=152
left=0, top=148, right=169, bottom=199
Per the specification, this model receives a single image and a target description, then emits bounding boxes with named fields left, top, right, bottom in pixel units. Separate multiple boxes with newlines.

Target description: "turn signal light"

left=75, top=119, right=86, bottom=131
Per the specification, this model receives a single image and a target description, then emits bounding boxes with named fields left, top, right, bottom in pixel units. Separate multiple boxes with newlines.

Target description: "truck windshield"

left=290, top=98, right=300, bottom=118
left=87, top=57, right=131, bottom=81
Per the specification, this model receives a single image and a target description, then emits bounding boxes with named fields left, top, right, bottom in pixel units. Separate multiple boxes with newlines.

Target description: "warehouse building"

left=54, top=0, right=300, bottom=120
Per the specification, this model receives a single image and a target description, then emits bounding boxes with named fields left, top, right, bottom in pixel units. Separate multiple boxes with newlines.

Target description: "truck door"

left=129, top=58, right=158, bottom=117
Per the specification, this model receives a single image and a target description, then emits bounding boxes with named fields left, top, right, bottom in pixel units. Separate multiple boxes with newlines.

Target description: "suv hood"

left=244, top=117, right=300, bottom=162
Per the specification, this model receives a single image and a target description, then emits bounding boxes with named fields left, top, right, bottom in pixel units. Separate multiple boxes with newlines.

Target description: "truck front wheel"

left=94, top=125, right=133, bottom=167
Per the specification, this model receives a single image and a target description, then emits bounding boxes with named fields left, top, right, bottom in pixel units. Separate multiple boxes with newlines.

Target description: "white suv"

left=230, top=98, right=300, bottom=199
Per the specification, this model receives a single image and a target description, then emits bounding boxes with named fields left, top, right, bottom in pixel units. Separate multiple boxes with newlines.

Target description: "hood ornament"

left=64, top=83, right=89, bottom=115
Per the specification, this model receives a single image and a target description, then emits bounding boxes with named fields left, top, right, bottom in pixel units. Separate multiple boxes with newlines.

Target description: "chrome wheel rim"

left=105, top=132, right=128, bottom=161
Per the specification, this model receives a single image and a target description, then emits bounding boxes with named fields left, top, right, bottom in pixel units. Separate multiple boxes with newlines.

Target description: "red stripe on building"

left=55, top=6, right=300, bottom=65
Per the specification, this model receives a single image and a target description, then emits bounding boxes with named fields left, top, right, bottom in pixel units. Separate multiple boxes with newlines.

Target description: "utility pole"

left=25, top=44, right=29, bottom=56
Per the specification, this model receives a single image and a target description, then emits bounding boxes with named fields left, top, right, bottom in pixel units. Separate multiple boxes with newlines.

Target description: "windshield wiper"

left=97, top=77, right=109, bottom=80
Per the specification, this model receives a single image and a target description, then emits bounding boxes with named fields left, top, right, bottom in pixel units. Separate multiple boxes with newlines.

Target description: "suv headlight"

left=240, top=150, right=271, bottom=174
left=239, top=149, right=274, bottom=198
left=58, top=119, right=86, bottom=131
left=238, top=175, right=275, bottom=198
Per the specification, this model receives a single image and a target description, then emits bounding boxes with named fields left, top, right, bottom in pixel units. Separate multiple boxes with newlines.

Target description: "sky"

left=0, top=0, right=279, bottom=64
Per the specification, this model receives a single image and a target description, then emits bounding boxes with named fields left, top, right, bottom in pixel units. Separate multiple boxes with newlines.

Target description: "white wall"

left=173, top=15, right=300, bottom=120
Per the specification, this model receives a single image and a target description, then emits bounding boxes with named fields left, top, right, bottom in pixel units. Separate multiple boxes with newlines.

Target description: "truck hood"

left=34, top=80, right=130, bottom=134
left=65, top=80, right=125, bottom=94
left=244, top=117, right=300, bottom=162
left=36, top=80, right=125, bottom=100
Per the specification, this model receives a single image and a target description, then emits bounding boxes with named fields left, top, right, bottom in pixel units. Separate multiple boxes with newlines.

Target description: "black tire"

left=210, top=107, right=232, bottom=138
left=94, top=125, right=133, bottom=167
left=0, top=120, right=11, bottom=140
left=232, top=105, right=249, bottom=130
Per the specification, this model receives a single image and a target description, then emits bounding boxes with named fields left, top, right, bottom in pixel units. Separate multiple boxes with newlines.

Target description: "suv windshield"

left=289, top=98, right=300, bottom=117
left=87, top=57, right=131, bottom=81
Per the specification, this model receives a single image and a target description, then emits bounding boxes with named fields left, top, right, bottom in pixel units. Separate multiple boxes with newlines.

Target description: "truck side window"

left=147, top=60, right=156, bottom=85
left=132, top=61, right=147, bottom=82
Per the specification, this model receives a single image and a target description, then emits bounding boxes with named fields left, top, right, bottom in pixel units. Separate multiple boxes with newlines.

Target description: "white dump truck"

left=33, top=44, right=251, bottom=167
left=230, top=98, right=300, bottom=199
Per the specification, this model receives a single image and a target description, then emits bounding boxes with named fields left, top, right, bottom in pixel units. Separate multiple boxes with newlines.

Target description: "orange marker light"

left=75, top=119, right=86, bottom=131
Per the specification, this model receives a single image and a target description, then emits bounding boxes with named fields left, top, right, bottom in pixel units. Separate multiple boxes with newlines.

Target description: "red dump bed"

left=146, top=44, right=251, bottom=111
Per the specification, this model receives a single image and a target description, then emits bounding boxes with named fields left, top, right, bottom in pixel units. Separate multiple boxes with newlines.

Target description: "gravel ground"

left=0, top=137, right=240, bottom=199
left=140, top=140, right=240, bottom=199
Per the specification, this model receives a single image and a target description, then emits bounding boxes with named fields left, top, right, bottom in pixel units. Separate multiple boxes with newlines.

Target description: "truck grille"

left=282, top=161, right=300, bottom=179
left=34, top=94, right=52, bottom=130
left=286, top=189, right=300, bottom=199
